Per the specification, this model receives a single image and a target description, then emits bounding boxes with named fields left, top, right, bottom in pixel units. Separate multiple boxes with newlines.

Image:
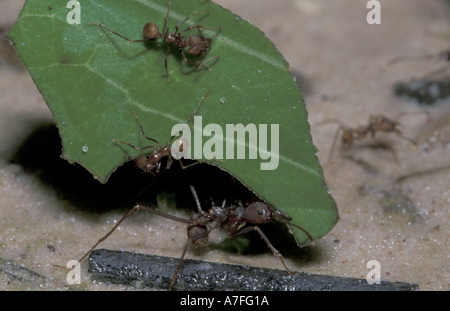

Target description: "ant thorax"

left=221, top=202, right=276, bottom=235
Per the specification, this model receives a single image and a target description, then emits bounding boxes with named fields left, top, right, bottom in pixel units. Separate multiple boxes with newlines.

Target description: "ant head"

left=143, top=22, right=161, bottom=40
left=242, top=202, right=274, bottom=224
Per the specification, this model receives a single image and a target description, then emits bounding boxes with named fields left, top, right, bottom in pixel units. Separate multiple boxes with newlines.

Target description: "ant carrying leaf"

left=113, top=89, right=211, bottom=176
left=89, top=0, right=221, bottom=83
left=316, top=111, right=429, bottom=165
left=78, top=180, right=313, bottom=291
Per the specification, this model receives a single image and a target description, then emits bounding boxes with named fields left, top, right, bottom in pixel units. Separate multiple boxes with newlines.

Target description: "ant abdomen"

left=187, top=36, right=212, bottom=55
left=135, top=156, right=157, bottom=173
left=187, top=224, right=208, bottom=247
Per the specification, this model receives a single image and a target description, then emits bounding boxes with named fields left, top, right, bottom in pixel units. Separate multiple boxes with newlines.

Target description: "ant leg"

left=78, top=205, right=140, bottom=263
left=162, top=0, right=172, bottom=34
left=235, top=226, right=295, bottom=274
left=113, top=112, right=164, bottom=150
left=195, top=55, right=220, bottom=72
left=393, top=129, right=418, bottom=147
left=327, top=126, right=345, bottom=165
left=168, top=88, right=211, bottom=144
left=113, top=139, right=156, bottom=151
left=135, top=203, right=193, bottom=224
left=187, top=183, right=204, bottom=213
left=124, top=166, right=167, bottom=206
left=178, top=49, right=214, bottom=72
left=88, top=23, right=148, bottom=43
left=174, top=11, right=211, bottom=34
left=370, top=135, right=400, bottom=165
left=314, top=118, right=349, bottom=165
left=177, top=160, right=202, bottom=170
left=79, top=203, right=194, bottom=263
left=392, top=110, right=431, bottom=146
left=168, top=241, right=190, bottom=291
left=131, top=112, right=164, bottom=148
left=164, top=44, right=172, bottom=83
left=177, top=24, right=221, bottom=36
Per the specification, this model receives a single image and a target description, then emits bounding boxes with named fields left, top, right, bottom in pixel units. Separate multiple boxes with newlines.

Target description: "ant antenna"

left=169, top=89, right=212, bottom=144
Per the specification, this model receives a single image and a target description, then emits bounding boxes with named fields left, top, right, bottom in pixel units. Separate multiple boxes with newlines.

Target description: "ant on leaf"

left=316, top=111, right=429, bottom=165
left=89, top=0, right=221, bottom=83
left=113, top=89, right=211, bottom=176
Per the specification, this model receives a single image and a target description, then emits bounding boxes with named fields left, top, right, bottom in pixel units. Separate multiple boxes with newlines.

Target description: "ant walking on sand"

left=163, top=187, right=314, bottom=291
left=89, top=0, right=220, bottom=83
left=78, top=180, right=313, bottom=291
left=316, top=112, right=429, bottom=165
left=113, top=89, right=211, bottom=176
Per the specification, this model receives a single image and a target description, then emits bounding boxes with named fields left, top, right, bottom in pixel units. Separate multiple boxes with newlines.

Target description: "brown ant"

left=113, top=89, right=211, bottom=176
left=78, top=181, right=313, bottom=291
left=317, top=112, right=429, bottom=165
left=89, top=0, right=220, bottom=83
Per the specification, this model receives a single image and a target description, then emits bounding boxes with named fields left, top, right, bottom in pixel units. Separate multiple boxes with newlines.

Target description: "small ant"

left=317, top=112, right=429, bottom=165
left=89, top=0, right=220, bottom=83
left=78, top=181, right=313, bottom=291
left=113, top=89, right=211, bottom=176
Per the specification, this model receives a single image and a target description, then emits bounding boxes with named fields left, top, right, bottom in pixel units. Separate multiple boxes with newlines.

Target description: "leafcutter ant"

left=113, top=89, right=211, bottom=176
left=164, top=185, right=314, bottom=291
left=89, top=0, right=221, bottom=83
left=78, top=180, right=313, bottom=291
left=316, top=112, right=429, bottom=165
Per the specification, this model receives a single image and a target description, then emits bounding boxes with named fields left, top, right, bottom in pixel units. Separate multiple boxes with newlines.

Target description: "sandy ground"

left=0, top=0, right=449, bottom=291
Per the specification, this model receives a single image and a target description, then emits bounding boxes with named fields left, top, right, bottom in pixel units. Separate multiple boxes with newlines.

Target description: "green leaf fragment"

left=8, top=0, right=338, bottom=246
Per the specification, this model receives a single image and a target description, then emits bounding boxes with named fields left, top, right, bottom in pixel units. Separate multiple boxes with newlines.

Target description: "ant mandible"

left=113, top=89, right=212, bottom=176
left=89, top=0, right=221, bottom=83
left=317, top=112, right=429, bottom=165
